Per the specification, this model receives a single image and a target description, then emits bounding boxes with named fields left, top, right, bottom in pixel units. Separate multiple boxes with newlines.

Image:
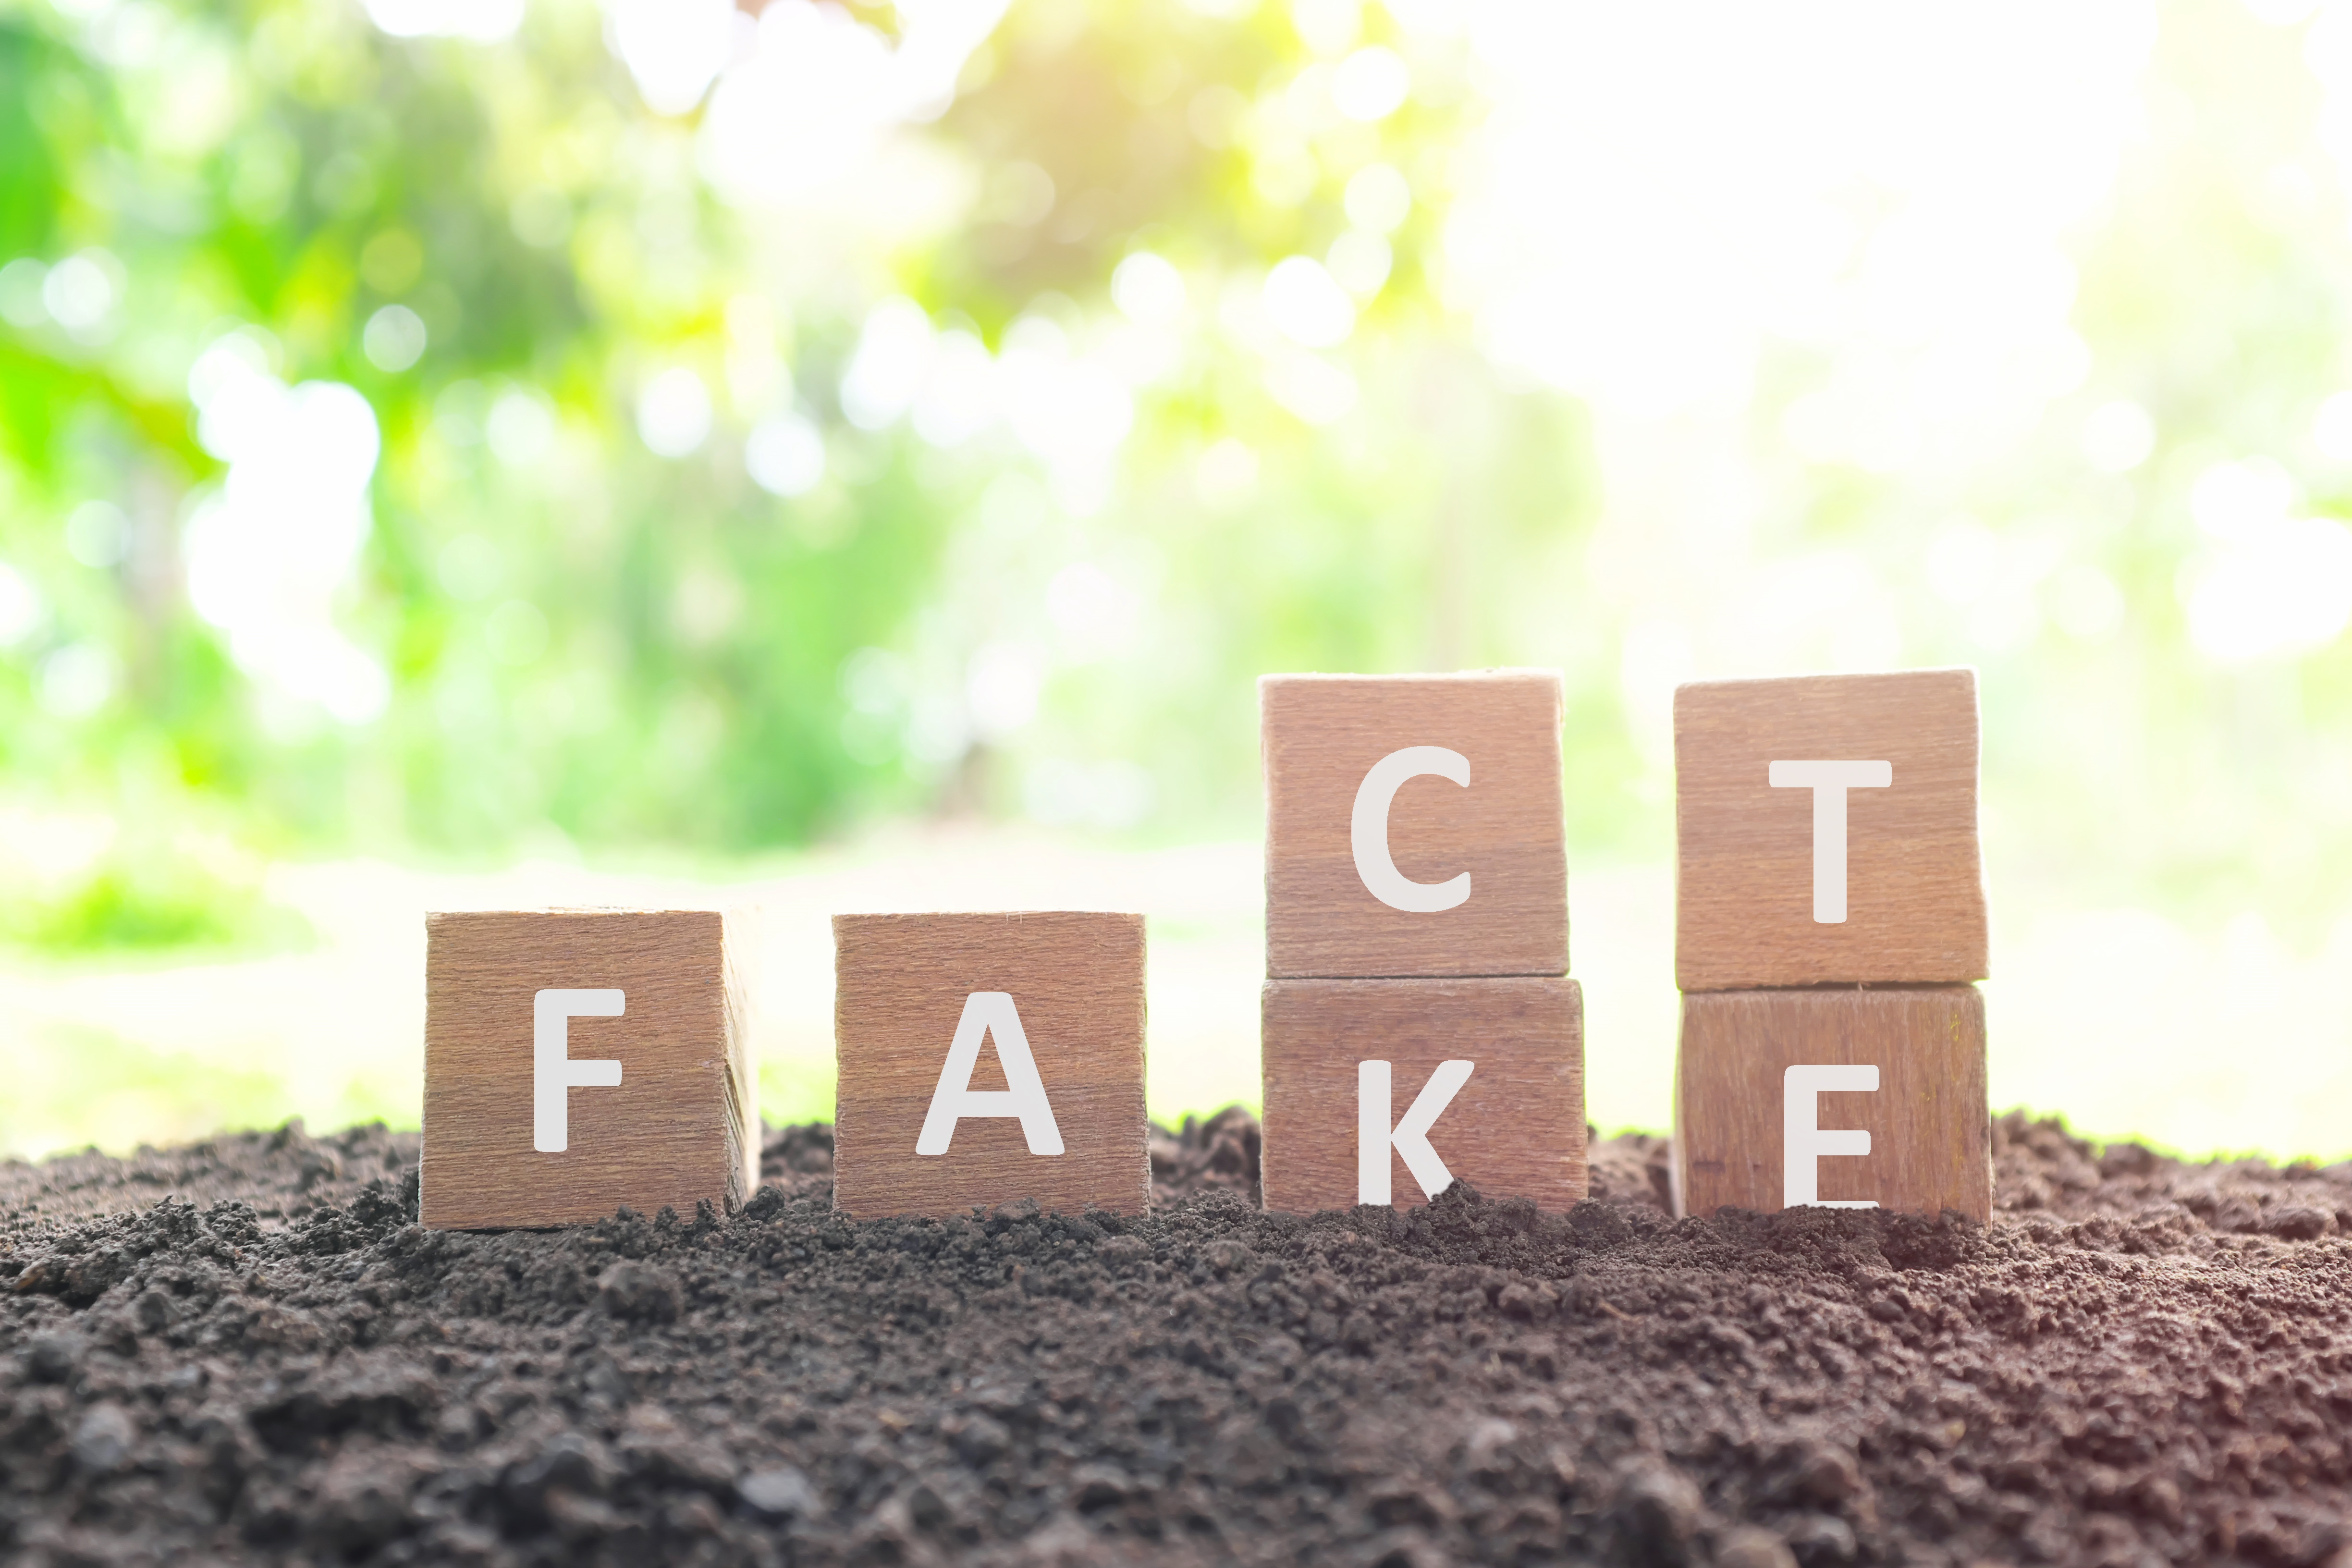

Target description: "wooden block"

left=832, top=912, right=1149, bottom=1220
left=422, top=909, right=753, bottom=1230
left=1673, top=985, right=1990, bottom=1224
left=1262, top=670, right=1568, bottom=980
left=1674, top=668, right=1986, bottom=991
left=1261, top=977, right=1586, bottom=1213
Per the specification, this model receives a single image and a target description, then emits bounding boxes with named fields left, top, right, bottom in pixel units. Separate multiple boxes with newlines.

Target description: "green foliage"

left=0, top=827, right=307, bottom=956
left=0, top=0, right=1580, bottom=872
left=0, top=1021, right=343, bottom=1155
left=9, top=858, right=243, bottom=951
left=6, top=0, right=2352, bottom=955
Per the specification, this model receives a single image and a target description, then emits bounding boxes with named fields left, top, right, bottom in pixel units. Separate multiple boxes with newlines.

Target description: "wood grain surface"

left=833, top=912, right=1149, bottom=1220
left=421, top=909, right=753, bottom=1230
left=1675, top=668, right=1986, bottom=991
left=1261, top=977, right=1586, bottom=1213
left=1673, top=985, right=1990, bottom=1223
left=1262, top=670, right=1568, bottom=979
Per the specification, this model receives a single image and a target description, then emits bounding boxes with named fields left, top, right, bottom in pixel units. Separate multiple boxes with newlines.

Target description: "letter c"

left=1350, top=745, right=1471, bottom=913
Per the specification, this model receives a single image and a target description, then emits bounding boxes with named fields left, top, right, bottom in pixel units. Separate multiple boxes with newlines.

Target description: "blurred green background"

left=8, top=0, right=2352, bottom=1162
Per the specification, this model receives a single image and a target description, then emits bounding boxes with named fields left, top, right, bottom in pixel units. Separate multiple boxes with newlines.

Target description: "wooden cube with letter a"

left=422, top=909, right=754, bottom=1230
left=1675, top=668, right=1986, bottom=992
left=832, top=912, right=1150, bottom=1220
left=1674, top=986, right=1990, bottom=1224
left=1262, top=670, right=1567, bottom=980
left=1261, top=977, right=1586, bottom=1213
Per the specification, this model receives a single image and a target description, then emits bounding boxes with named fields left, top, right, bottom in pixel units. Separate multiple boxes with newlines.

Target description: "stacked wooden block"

left=1671, top=669, right=1993, bottom=1223
left=1258, top=671, right=1587, bottom=1212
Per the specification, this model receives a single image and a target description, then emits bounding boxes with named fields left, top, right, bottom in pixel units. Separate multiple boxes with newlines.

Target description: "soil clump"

left=5, top=1109, right=2352, bottom=1566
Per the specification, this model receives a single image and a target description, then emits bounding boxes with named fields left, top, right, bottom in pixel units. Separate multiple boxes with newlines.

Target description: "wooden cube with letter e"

left=1262, top=669, right=1568, bottom=980
left=832, top=911, right=1150, bottom=1220
left=1674, top=986, right=1990, bottom=1224
left=422, top=908, right=755, bottom=1230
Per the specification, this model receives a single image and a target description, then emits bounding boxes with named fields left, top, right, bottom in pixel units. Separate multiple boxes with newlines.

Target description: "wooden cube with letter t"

left=421, top=909, right=755, bottom=1230
left=1262, top=670, right=1568, bottom=980
left=832, top=912, right=1150, bottom=1220
left=1674, top=668, right=1986, bottom=992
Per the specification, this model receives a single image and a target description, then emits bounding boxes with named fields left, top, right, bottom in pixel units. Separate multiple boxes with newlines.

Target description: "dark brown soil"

left=6, top=1109, right=2352, bottom=1568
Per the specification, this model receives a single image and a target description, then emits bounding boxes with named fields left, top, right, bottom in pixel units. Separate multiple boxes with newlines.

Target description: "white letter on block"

left=534, top=988, right=625, bottom=1153
left=1358, top=1058, right=1475, bottom=1204
left=1767, top=759, right=1892, bottom=923
left=916, top=991, right=1065, bottom=1157
left=1783, top=1063, right=1879, bottom=1209
left=1352, top=746, right=1472, bottom=913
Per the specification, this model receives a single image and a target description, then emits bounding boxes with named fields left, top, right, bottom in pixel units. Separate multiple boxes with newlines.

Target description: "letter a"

left=915, top=992, right=1066, bottom=1157
left=1358, top=1059, right=1475, bottom=1204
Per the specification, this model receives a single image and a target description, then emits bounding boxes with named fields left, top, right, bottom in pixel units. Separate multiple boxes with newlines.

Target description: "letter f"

left=535, top=989, right=625, bottom=1153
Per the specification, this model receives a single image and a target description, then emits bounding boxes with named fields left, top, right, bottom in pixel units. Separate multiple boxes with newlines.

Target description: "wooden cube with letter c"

left=421, top=909, right=755, bottom=1230
left=832, top=911, right=1150, bottom=1220
left=1261, top=670, right=1568, bottom=980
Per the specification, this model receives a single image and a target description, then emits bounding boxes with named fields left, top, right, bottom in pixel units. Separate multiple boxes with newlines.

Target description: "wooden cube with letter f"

left=421, top=909, right=755, bottom=1230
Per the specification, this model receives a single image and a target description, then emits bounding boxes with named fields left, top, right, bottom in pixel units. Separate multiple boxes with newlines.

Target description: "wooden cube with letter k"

left=1261, top=976, right=1586, bottom=1213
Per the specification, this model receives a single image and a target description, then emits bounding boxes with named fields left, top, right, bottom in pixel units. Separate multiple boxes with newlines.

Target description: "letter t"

left=1767, top=759, right=1892, bottom=923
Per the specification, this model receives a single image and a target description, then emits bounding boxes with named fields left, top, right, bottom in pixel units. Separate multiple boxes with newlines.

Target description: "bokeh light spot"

left=486, top=390, right=557, bottom=468
left=42, top=250, right=120, bottom=339
left=0, top=562, right=45, bottom=647
left=2081, top=399, right=2156, bottom=472
left=2184, top=515, right=2352, bottom=662
left=1112, top=251, right=1188, bottom=324
left=362, top=306, right=427, bottom=374
left=1332, top=45, right=1410, bottom=121
left=1263, top=255, right=1355, bottom=347
left=747, top=414, right=828, bottom=497
left=65, top=502, right=130, bottom=569
left=637, top=368, right=714, bottom=458
left=37, top=643, right=116, bottom=719
left=1344, top=162, right=1413, bottom=234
